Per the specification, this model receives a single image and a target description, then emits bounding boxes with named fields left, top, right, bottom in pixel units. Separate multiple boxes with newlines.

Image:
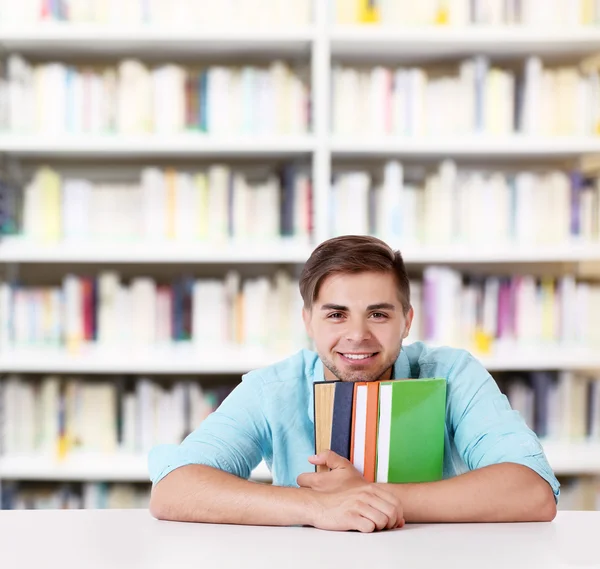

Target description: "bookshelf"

left=0, top=135, right=316, bottom=158
left=2, top=347, right=600, bottom=374
left=1, top=0, right=600, bottom=510
left=0, top=454, right=273, bottom=483
left=0, top=443, right=598, bottom=481
left=330, top=137, right=600, bottom=158
left=330, top=26, right=600, bottom=58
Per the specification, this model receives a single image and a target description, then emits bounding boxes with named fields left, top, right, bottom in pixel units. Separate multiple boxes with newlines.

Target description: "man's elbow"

left=531, top=480, right=557, bottom=522
left=149, top=485, right=170, bottom=521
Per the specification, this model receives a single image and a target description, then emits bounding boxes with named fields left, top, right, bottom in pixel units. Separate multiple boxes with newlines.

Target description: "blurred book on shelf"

left=334, top=0, right=600, bottom=27
left=407, top=269, right=600, bottom=355
left=332, top=57, right=600, bottom=137
left=2, top=164, right=312, bottom=245
left=0, top=375, right=232, bottom=457
left=0, top=481, right=150, bottom=510
left=494, top=370, right=600, bottom=442
left=1, top=56, right=310, bottom=136
left=0, top=0, right=312, bottom=27
left=331, top=160, right=600, bottom=248
left=0, top=271, right=309, bottom=355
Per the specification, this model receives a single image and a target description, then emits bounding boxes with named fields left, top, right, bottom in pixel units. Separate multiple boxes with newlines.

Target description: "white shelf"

left=0, top=443, right=596, bottom=481
left=0, top=239, right=313, bottom=264
left=331, top=26, right=600, bottom=59
left=0, top=25, right=315, bottom=57
left=0, top=134, right=315, bottom=158
left=476, top=351, right=600, bottom=372
left=331, top=136, right=600, bottom=158
left=1, top=348, right=600, bottom=374
left=2, top=240, right=599, bottom=265
left=399, top=244, right=600, bottom=265
left=0, top=347, right=290, bottom=375
left=0, top=454, right=272, bottom=483
left=541, top=441, right=600, bottom=476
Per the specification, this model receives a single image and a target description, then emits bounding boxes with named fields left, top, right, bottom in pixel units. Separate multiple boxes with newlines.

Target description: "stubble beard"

left=321, top=343, right=403, bottom=383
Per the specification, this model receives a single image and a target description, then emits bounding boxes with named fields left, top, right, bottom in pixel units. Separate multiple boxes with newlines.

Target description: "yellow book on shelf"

left=581, top=0, right=594, bottom=25
left=38, top=166, right=61, bottom=242
left=358, top=0, right=380, bottom=23
left=474, top=327, right=493, bottom=355
left=434, top=1, right=450, bottom=25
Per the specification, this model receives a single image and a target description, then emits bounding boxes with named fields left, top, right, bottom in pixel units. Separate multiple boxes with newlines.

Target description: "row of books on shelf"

left=408, top=270, right=600, bottom=351
left=335, top=0, right=600, bottom=27
left=1, top=56, right=310, bottom=136
left=332, top=161, right=600, bottom=246
left=2, top=0, right=598, bottom=29
left=1, top=270, right=599, bottom=354
left=333, top=56, right=600, bottom=137
left=1, top=482, right=151, bottom=510
left=0, top=0, right=312, bottom=27
left=0, top=271, right=309, bottom=354
left=498, top=371, right=600, bottom=440
left=1, top=370, right=599, bottom=466
left=6, top=159, right=600, bottom=247
left=559, top=477, right=600, bottom=511
left=0, top=376, right=231, bottom=456
left=4, top=164, right=312, bottom=243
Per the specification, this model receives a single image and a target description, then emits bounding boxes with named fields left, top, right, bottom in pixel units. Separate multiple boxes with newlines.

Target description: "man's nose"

left=345, top=319, right=371, bottom=342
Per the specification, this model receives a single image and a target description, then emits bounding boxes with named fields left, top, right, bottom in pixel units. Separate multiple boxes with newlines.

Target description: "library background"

left=0, top=0, right=600, bottom=510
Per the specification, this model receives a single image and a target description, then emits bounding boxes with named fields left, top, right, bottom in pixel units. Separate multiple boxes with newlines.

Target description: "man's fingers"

left=296, top=472, right=318, bottom=488
left=371, top=486, right=403, bottom=518
left=361, top=493, right=398, bottom=529
left=355, top=502, right=390, bottom=532
left=323, top=450, right=352, bottom=470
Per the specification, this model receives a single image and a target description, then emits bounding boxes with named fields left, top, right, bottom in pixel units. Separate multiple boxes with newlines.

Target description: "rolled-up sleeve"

left=448, top=351, right=560, bottom=503
left=148, top=371, right=271, bottom=486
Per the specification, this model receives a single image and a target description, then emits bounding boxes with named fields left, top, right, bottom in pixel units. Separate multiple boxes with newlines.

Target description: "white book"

left=141, top=167, right=167, bottom=242
left=175, top=172, right=196, bottom=241
left=62, top=179, right=92, bottom=242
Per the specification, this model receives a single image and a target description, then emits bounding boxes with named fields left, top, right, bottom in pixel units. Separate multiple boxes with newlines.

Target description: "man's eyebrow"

left=367, top=303, right=396, bottom=311
left=319, top=303, right=396, bottom=311
left=320, top=303, right=348, bottom=311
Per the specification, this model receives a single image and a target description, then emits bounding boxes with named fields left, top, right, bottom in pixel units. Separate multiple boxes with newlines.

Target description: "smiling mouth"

left=338, top=352, right=378, bottom=362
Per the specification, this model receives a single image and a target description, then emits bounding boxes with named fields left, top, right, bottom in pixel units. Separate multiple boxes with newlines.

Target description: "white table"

left=1, top=510, right=599, bottom=569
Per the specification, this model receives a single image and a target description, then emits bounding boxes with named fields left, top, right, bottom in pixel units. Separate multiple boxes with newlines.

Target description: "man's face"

left=303, top=271, right=413, bottom=383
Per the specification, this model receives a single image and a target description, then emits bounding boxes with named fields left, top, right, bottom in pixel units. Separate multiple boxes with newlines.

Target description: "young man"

left=148, top=235, right=558, bottom=532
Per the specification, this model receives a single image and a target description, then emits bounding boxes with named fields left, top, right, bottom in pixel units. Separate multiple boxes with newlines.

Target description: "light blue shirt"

left=148, top=342, right=560, bottom=502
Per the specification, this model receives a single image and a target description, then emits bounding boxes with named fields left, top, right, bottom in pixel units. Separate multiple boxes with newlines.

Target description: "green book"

left=376, top=378, right=447, bottom=484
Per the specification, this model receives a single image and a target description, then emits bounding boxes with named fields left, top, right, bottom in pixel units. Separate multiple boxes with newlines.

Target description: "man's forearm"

left=379, top=463, right=557, bottom=523
left=150, top=465, right=314, bottom=526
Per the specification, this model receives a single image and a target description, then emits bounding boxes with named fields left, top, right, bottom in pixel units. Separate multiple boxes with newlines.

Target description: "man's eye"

left=328, top=312, right=344, bottom=319
left=371, top=312, right=387, bottom=319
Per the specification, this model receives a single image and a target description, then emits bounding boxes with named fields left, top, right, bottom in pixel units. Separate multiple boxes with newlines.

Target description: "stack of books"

left=313, top=377, right=447, bottom=483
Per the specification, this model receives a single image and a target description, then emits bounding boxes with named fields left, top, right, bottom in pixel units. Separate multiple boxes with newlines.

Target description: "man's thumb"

left=308, top=450, right=350, bottom=469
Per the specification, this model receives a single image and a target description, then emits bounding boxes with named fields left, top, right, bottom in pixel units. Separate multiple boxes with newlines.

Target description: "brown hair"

left=299, top=235, right=411, bottom=314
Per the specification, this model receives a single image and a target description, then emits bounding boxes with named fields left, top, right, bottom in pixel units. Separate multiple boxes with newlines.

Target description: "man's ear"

left=402, top=305, right=414, bottom=339
left=302, top=306, right=313, bottom=339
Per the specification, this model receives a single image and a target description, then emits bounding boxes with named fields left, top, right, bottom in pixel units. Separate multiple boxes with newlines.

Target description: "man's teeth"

left=343, top=353, right=374, bottom=360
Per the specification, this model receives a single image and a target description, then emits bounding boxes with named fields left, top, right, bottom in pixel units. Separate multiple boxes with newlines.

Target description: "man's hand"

left=298, top=451, right=405, bottom=532
left=306, top=483, right=405, bottom=533
left=297, top=450, right=365, bottom=493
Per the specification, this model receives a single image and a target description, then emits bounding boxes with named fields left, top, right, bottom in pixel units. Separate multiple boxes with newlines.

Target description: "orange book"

left=363, top=381, right=380, bottom=482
